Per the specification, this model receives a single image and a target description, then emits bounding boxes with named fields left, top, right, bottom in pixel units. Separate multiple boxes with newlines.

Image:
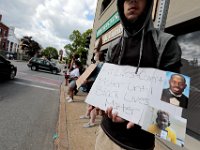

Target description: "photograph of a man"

left=148, top=110, right=177, bottom=144
left=161, top=73, right=189, bottom=108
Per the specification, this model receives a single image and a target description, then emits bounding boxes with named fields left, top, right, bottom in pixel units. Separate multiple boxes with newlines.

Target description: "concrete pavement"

left=55, top=82, right=101, bottom=150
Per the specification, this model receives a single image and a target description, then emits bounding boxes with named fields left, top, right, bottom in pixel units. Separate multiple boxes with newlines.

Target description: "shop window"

left=101, top=0, right=112, bottom=14
left=178, top=30, right=200, bottom=140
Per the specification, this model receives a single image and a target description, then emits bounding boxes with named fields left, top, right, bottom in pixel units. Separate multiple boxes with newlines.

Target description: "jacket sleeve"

left=105, top=44, right=112, bottom=63
left=105, top=37, right=121, bottom=63
left=159, top=38, right=182, bottom=73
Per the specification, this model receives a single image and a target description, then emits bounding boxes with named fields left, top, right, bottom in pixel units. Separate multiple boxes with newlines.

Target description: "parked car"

left=0, top=54, right=17, bottom=80
left=27, top=57, right=61, bottom=74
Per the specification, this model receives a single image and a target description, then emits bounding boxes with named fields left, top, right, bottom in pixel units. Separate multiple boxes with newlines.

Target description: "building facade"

left=7, top=26, right=19, bottom=53
left=89, top=0, right=200, bottom=149
left=0, top=15, right=9, bottom=51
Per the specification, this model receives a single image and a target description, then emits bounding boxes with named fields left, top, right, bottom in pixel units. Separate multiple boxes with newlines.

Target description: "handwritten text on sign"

left=85, top=63, right=166, bottom=123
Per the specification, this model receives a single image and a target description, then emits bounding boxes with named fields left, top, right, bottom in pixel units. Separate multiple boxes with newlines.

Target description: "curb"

left=55, top=82, right=69, bottom=150
left=55, top=82, right=100, bottom=150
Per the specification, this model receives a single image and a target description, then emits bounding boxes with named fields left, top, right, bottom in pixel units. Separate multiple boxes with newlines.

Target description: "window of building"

left=10, top=42, right=13, bottom=51
left=166, top=17, right=200, bottom=140
left=2, top=42, right=6, bottom=49
left=7, top=41, right=9, bottom=51
left=101, top=0, right=112, bottom=14
left=178, top=30, right=200, bottom=140
left=4, top=30, right=8, bottom=36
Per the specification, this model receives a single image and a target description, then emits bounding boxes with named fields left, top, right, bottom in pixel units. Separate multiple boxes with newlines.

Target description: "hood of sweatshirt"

left=117, top=0, right=154, bottom=37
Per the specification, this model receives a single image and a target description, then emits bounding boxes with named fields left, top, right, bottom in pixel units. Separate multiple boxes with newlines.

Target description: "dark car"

left=0, top=55, right=17, bottom=80
left=27, top=57, right=61, bottom=74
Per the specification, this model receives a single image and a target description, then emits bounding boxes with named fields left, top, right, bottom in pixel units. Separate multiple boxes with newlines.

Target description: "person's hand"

left=127, top=122, right=134, bottom=129
left=106, top=107, right=134, bottom=129
left=106, top=107, right=124, bottom=123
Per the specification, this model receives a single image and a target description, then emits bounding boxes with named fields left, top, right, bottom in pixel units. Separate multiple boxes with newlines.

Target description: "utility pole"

left=154, top=0, right=170, bottom=31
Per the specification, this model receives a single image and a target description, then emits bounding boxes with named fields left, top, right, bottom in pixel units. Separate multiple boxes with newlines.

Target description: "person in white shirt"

left=66, top=60, right=81, bottom=102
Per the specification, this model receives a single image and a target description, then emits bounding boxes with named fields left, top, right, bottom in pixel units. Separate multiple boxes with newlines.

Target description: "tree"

left=64, top=29, right=92, bottom=65
left=20, top=36, right=42, bottom=57
left=41, top=47, right=58, bottom=60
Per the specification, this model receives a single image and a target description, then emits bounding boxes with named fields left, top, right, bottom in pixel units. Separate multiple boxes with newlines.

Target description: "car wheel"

left=52, top=70, right=57, bottom=74
left=10, top=70, right=16, bottom=80
left=31, top=66, right=37, bottom=71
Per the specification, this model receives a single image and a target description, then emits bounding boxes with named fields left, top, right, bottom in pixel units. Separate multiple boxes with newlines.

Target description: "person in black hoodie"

left=95, top=0, right=182, bottom=150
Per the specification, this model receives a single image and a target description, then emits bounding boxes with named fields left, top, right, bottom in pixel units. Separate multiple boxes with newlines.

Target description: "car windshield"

left=50, top=62, right=56, bottom=66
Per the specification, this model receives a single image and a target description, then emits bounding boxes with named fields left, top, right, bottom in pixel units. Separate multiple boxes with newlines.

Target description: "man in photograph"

left=161, top=74, right=188, bottom=108
left=148, top=110, right=177, bottom=144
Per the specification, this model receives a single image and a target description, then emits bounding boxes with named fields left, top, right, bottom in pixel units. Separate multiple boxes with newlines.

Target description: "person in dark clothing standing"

left=95, top=0, right=182, bottom=150
left=161, top=74, right=188, bottom=108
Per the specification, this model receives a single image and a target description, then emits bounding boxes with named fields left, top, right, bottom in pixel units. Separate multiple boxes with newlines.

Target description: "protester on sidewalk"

left=80, top=50, right=105, bottom=128
left=66, top=60, right=81, bottom=103
left=63, top=65, right=70, bottom=86
left=69, top=54, right=80, bottom=71
left=95, top=0, right=182, bottom=150
left=81, top=50, right=104, bottom=93
left=65, top=54, right=80, bottom=86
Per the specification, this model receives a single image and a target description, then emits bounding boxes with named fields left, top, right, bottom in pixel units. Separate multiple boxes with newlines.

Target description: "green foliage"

left=20, top=36, right=42, bottom=57
left=64, top=29, right=92, bottom=65
left=41, top=47, right=58, bottom=60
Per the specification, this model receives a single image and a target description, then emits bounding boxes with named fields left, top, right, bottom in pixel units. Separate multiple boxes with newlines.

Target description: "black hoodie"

left=101, top=0, right=182, bottom=149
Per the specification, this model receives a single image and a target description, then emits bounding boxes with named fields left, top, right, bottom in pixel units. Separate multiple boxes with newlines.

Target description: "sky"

left=0, top=0, right=97, bottom=50
left=177, top=31, right=200, bottom=65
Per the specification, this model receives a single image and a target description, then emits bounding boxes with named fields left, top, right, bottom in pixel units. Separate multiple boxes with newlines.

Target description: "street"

left=0, top=61, right=64, bottom=150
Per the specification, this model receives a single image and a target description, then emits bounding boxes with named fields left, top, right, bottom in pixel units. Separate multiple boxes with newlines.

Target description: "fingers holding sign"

left=106, top=107, right=134, bottom=129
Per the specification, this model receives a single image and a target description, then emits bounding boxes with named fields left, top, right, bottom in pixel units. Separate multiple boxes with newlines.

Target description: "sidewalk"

left=55, top=82, right=101, bottom=150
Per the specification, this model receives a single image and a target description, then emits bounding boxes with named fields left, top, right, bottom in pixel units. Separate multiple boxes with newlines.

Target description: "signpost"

left=96, top=12, right=120, bottom=38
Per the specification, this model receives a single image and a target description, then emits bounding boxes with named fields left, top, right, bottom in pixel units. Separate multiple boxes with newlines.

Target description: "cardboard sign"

left=85, top=63, right=190, bottom=122
left=85, top=63, right=190, bottom=147
left=76, top=64, right=97, bottom=89
left=86, top=63, right=165, bottom=123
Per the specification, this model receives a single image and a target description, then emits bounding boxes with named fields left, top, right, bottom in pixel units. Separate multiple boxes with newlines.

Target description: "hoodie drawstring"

left=118, top=28, right=145, bottom=74
left=118, top=29, right=125, bottom=65
left=135, top=29, right=145, bottom=74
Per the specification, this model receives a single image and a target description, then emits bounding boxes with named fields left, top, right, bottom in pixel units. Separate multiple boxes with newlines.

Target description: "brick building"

left=0, top=15, right=9, bottom=51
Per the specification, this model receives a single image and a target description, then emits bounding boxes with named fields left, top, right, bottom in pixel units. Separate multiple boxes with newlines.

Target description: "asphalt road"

left=0, top=61, right=64, bottom=150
